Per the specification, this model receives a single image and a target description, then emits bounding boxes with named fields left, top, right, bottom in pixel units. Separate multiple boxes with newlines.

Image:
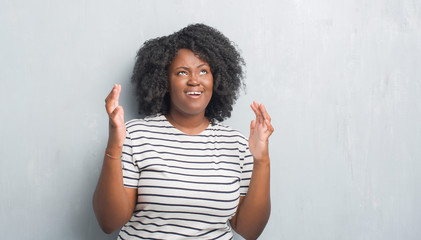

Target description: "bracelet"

left=105, top=151, right=122, bottom=159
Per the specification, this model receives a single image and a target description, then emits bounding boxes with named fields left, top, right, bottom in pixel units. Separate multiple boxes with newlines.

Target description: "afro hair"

left=131, top=23, right=245, bottom=123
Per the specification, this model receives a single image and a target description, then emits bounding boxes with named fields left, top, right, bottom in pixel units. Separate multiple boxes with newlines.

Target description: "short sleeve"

left=121, top=129, right=140, bottom=188
left=239, top=138, right=253, bottom=196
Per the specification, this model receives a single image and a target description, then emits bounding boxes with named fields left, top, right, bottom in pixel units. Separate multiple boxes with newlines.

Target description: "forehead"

left=170, top=48, right=209, bottom=67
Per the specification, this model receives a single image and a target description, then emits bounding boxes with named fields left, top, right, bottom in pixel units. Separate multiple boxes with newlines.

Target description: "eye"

left=199, top=69, right=208, bottom=75
left=176, top=71, right=187, bottom=76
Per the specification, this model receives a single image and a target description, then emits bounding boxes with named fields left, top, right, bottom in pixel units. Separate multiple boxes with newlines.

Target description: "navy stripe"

left=140, top=169, right=240, bottom=179
left=122, top=152, right=133, bottom=157
left=215, top=230, right=231, bottom=239
left=139, top=185, right=239, bottom=194
left=130, top=135, right=247, bottom=146
left=127, top=220, right=202, bottom=231
left=139, top=177, right=239, bottom=186
left=138, top=163, right=241, bottom=174
left=138, top=193, right=240, bottom=203
left=132, top=215, right=226, bottom=225
left=125, top=224, right=220, bottom=238
left=129, top=128, right=245, bottom=139
left=138, top=202, right=238, bottom=211
left=133, top=149, right=240, bottom=159
left=127, top=122, right=240, bottom=133
left=136, top=155, right=240, bottom=166
left=134, top=209, right=234, bottom=218
left=122, top=168, right=139, bottom=174
left=119, top=229, right=166, bottom=240
left=123, top=176, right=139, bottom=180
left=126, top=118, right=166, bottom=126
left=127, top=123, right=174, bottom=130
left=121, top=159, right=135, bottom=165
left=132, top=142, right=240, bottom=152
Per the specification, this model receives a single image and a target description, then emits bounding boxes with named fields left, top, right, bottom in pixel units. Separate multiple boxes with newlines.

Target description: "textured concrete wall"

left=1, top=0, right=420, bottom=239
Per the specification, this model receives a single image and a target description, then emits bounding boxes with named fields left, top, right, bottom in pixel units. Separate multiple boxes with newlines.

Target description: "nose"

left=187, top=73, right=200, bottom=86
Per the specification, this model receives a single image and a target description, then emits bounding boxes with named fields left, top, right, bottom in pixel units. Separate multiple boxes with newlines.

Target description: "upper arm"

left=124, top=187, right=137, bottom=220
left=122, top=128, right=139, bottom=217
left=230, top=196, right=245, bottom=231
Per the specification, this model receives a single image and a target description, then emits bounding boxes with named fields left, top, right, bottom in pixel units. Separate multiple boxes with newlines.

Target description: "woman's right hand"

left=94, top=84, right=135, bottom=233
left=105, top=84, right=126, bottom=150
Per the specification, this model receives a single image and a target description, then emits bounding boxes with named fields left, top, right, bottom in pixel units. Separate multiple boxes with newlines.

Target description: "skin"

left=92, top=49, right=274, bottom=239
left=229, top=101, right=273, bottom=239
left=166, top=49, right=213, bottom=134
left=92, top=84, right=137, bottom=233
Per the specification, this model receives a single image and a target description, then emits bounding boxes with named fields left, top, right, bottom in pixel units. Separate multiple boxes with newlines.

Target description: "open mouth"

left=186, top=91, right=202, bottom=96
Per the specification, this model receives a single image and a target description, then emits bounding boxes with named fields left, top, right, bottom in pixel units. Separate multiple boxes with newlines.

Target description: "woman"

left=93, top=24, right=274, bottom=240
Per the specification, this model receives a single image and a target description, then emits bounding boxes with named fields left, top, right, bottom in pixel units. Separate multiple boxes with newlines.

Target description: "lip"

left=185, top=91, right=203, bottom=98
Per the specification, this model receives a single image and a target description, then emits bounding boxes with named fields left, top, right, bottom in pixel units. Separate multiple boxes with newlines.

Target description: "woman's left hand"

left=248, top=101, right=274, bottom=163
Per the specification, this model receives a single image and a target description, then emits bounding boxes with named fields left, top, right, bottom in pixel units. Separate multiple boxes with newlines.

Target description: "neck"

left=165, top=111, right=210, bottom=135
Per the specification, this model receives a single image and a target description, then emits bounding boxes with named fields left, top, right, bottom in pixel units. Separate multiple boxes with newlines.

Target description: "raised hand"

left=248, top=101, right=274, bottom=162
left=105, top=84, right=126, bottom=149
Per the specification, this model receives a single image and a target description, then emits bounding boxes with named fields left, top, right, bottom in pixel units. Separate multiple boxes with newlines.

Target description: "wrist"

left=107, top=134, right=124, bottom=147
left=104, top=151, right=121, bottom=160
left=105, top=145, right=123, bottom=156
left=253, top=157, right=270, bottom=167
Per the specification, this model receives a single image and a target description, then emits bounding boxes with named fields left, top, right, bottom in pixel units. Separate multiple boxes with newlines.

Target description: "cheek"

left=168, top=79, right=181, bottom=94
left=207, top=76, right=214, bottom=91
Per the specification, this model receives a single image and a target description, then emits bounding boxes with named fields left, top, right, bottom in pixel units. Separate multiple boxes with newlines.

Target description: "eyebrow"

left=174, top=64, right=210, bottom=71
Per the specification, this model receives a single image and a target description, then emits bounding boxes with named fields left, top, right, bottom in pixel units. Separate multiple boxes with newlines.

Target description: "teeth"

left=187, top=92, right=202, bottom=95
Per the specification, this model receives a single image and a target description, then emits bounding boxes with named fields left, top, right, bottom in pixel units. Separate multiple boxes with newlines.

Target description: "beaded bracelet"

left=105, top=151, right=122, bottom=159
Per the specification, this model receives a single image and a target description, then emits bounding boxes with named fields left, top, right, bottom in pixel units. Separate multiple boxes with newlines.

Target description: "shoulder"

left=208, top=122, right=248, bottom=145
left=125, top=114, right=169, bottom=133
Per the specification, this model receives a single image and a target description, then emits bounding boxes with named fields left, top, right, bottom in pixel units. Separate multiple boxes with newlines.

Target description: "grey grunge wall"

left=1, top=0, right=420, bottom=239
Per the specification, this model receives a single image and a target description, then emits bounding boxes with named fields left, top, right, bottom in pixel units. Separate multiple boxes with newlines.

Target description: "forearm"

left=233, top=159, right=271, bottom=239
left=93, top=146, right=133, bottom=233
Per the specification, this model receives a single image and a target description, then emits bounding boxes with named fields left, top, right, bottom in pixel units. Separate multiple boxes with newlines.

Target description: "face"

left=167, top=48, right=213, bottom=117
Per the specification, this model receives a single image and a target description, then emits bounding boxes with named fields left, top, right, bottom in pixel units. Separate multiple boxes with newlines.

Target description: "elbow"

left=232, top=223, right=264, bottom=240
left=92, top=197, right=127, bottom=234
left=95, top=208, right=127, bottom=234
left=94, top=211, right=126, bottom=234
left=99, top=221, right=120, bottom=234
left=239, top=230, right=263, bottom=240
left=236, top=208, right=271, bottom=240
left=92, top=200, right=125, bottom=234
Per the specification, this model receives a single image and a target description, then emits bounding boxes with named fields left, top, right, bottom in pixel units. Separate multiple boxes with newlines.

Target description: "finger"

left=250, top=119, right=256, bottom=132
left=250, top=103, right=261, bottom=125
left=251, top=101, right=264, bottom=124
left=250, top=102, right=258, bottom=115
left=105, top=84, right=117, bottom=103
left=259, top=104, right=272, bottom=122
left=253, top=101, right=261, bottom=116
left=265, top=119, right=274, bottom=133
left=111, top=84, right=121, bottom=105
left=117, top=84, right=122, bottom=101
left=256, top=103, right=268, bottom=126
left=106, top=85, right=122, bottom=115
left=109, top=106, right=125, bottom=127
left=105, top=89, right=118, bottom=114
left=109, top=105, right=124, bottom=119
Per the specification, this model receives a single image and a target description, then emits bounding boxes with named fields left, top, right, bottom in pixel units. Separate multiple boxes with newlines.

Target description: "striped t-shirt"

left=118, top=114, right=253, bottom=240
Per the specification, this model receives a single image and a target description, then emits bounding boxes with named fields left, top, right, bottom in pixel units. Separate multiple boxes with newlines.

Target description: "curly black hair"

left=131, top=23, right=245, bottom=123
